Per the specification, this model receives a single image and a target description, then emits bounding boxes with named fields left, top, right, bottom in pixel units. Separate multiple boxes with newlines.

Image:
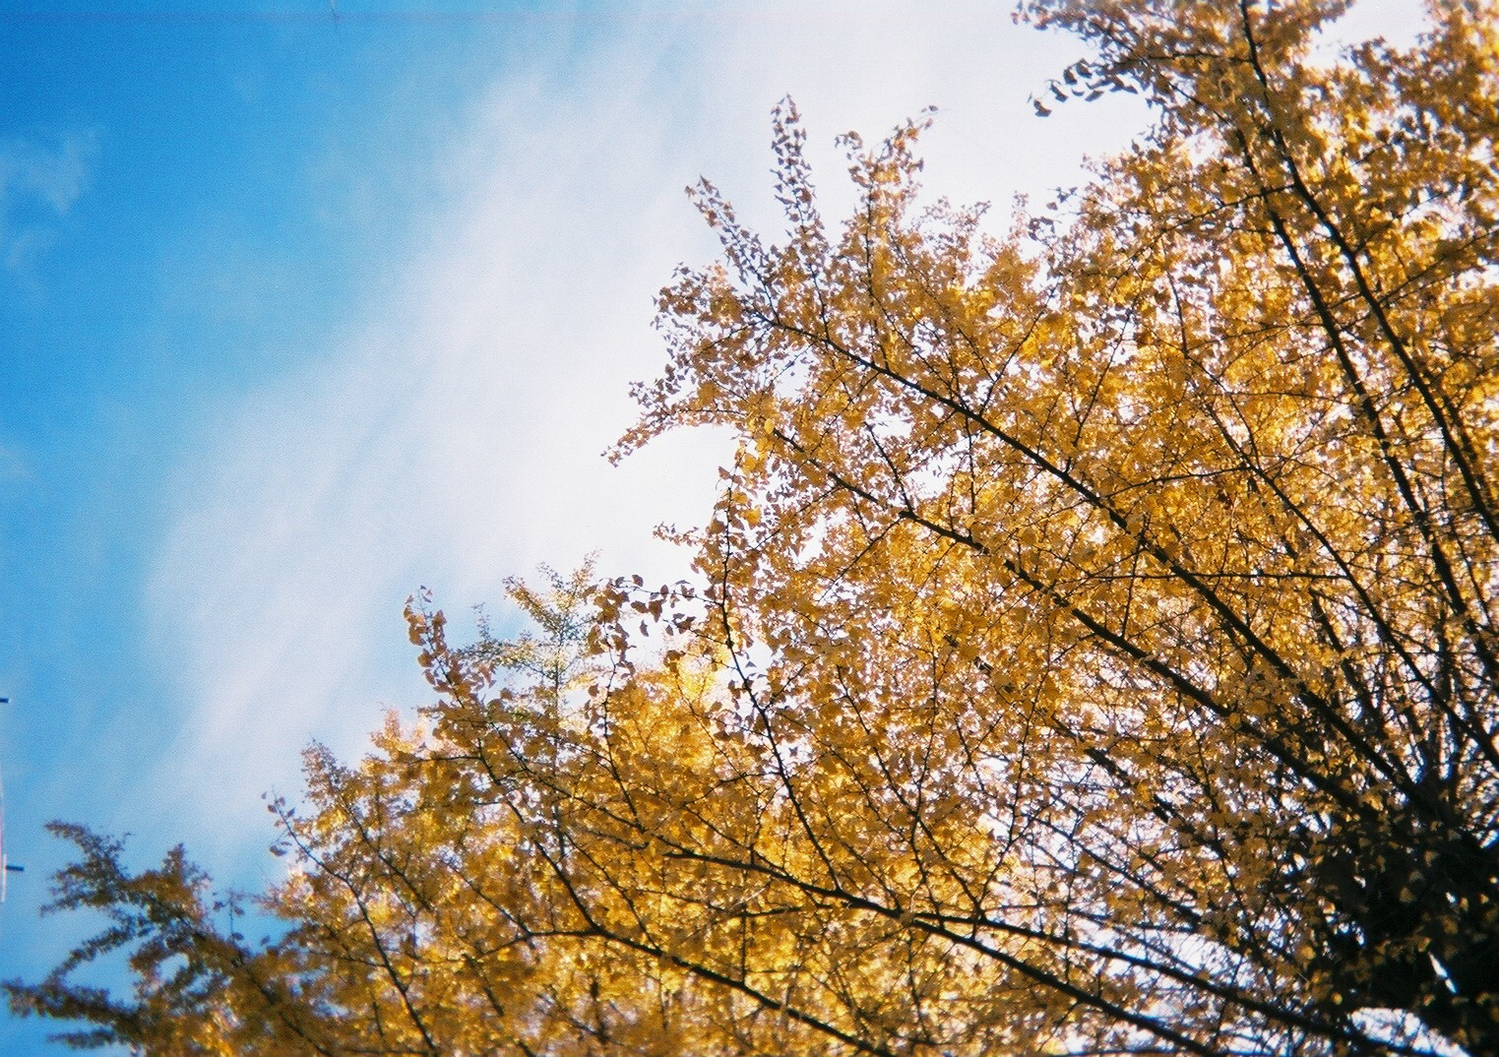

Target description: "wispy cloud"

left=143, top=25, right=717, bottom=862
left=0, top=131, right=97, bottom=284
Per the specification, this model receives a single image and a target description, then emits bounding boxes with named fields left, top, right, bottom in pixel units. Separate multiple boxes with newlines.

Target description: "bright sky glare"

left=0, top=2, right=1426, bottom=1053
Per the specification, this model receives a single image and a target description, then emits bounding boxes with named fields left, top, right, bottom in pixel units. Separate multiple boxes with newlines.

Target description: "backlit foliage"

left=8, top=2, right=1499, bottom=1054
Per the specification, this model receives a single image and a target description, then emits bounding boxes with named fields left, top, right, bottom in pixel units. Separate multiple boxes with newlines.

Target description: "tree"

left=9, top=1, right=1499, bottom=1054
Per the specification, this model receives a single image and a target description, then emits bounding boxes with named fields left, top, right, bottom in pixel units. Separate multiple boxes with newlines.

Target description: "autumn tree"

left=9, top=1, right=1499, bottom=1054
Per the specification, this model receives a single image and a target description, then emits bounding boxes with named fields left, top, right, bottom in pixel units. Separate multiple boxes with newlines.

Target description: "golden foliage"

left=10, top=2, right=1499, bottom=1054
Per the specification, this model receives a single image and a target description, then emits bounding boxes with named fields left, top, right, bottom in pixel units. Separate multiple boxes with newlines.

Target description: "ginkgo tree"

left=9, top=1, right=1499, bottom=1054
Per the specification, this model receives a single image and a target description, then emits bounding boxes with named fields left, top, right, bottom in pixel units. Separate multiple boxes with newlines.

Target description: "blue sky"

left=0, top=2, right=1424, bottom=1053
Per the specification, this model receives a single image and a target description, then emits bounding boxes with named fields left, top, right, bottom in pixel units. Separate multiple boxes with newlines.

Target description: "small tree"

left=10, top=2, right=1499, bottom=1054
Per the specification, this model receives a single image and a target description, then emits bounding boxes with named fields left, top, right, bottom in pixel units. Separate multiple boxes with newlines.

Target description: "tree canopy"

left=9, top=1, right=1499, bottom=1054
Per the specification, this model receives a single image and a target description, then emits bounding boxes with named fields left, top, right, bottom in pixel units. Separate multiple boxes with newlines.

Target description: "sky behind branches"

left=0, top=2, right=1422, bottom=1052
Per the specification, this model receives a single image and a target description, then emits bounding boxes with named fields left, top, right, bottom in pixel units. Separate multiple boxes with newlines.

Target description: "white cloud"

left=0, top=131, right=96, bottom=282
left=0, top=133, right=93, bottom=214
